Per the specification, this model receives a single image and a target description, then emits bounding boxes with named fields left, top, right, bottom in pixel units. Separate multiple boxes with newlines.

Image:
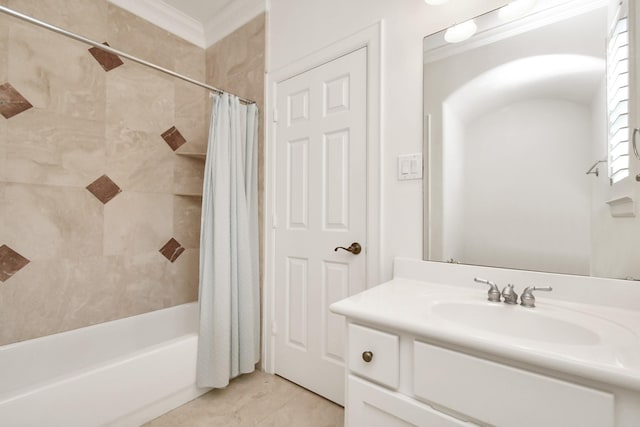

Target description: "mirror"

left=423, top=0, right=639, bottom=280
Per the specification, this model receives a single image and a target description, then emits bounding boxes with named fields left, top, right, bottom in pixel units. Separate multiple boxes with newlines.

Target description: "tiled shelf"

left=174, top=192, right=203, bottom=197
left=175, top=152, right=206, bottom=160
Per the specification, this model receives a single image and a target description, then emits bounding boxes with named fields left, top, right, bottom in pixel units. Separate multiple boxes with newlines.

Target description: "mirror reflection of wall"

left=424, top=0, right=639, bottom=280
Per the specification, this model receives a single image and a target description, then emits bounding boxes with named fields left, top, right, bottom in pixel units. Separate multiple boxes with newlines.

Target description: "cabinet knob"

left=362, top=351, right=373, bottom=363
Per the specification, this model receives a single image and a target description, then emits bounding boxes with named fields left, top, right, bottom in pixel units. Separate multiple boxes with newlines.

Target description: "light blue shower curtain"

left=196, top=93, right=260, bottom=388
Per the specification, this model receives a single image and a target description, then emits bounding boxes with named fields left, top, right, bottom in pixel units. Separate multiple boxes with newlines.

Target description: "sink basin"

left=430, top=301, right=601, bottom=345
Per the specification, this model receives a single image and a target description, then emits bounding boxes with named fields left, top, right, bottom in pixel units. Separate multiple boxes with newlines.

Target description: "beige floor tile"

left=145, top=371, right=344, bottom=427
left=256, top=386, right=344, bottom=427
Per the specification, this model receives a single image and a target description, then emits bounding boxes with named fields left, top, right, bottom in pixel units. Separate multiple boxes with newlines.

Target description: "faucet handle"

left=520, top=286, right=553, bottom=308
left=474, top=277, right=501, bottom=302
left=501, top=284, right=519, bottom=305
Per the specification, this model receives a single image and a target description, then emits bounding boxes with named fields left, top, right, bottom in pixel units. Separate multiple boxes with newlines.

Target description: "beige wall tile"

left=8, top=21, right=106, bottom=121
left=7, top=0, right=108, bottom=41
left=0, top=256, right=124, bottom=346
left=0, top=12, right=8, bottom=82
left=104, top=249, right=198, bottom=319
left=0, top=258, right=72, bottom=345
left=105, top=125, right=174, bottom=193
left=222, top=60, right=265, bottom=105
left=206, top=13, right=266, bottom=86
left=0, top=118, right=6, bottom=182
left=165, top=247, right=199, bottom=303
left=106, top=4, right=179, bottom=72
left=174, top=38, right=206, bottom=81
left=106, top=65, right=174, bottom=134
left=0, top=0, right=210, bottom=345
left=1, top=183, right=103, bottom=261
left=4, top=110, right=105, bottom=187
left=174, top=155, right=204, bottom=195
left=105, top=255, right=172, bottom=317
left=175, top=81, right=208, bottom=149
left=0, top=183, right=5, bottom=239
left=56, top=256, right=122, bottom=331
left=0, top=248, right=196, bottom=346
left=173, top=196, right=202, bottom=249
left=103, top=191, right=173, bottom=257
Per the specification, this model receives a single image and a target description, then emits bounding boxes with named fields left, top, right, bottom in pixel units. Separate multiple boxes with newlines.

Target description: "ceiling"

left=108, top=0, right=265, bottom=48
left=160, top=0, right=234, bottom=24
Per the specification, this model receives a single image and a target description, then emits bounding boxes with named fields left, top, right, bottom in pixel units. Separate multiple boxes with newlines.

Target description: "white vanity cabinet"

left=412, top=341, right=613, bottom=427
left=344, top=322, right=621, bottom=427
left=346, top=323, right=478, bottom=427
left=331, top=257, right=640, bottom=427
left=347, top=375, right=476, bottom=427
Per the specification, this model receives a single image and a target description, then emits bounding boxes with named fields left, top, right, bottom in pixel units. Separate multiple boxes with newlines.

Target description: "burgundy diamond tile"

left=0, top=245, right=30, bottom=282
left=86, top=175, right=122, bottom=204
left=161, top=126, right=187, bottom=151
left=159, top=238, right=185, bottom=263
left=0, top=83, right=33, bottom=119
left=88, top=42, right=124, bottom=72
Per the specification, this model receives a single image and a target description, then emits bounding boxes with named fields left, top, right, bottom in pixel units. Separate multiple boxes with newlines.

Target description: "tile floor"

left=144, top=371, right=344, bottom=427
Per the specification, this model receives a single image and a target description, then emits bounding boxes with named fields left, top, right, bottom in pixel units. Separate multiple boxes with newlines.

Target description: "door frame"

left=263, top=21, right=383, bottom=374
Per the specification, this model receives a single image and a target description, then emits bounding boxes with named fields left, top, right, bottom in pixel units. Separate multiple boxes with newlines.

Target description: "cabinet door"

left=347, top=375, right=477, bottom=427
left=348, top=323, right=399, bottom=389
left=413, top=341, right=614, bottom=427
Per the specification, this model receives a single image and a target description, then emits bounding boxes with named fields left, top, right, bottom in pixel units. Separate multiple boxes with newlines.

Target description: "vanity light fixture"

left=498, top=0, right=537, bottom=22
left=444, top=19, right=477, bottom=43
left=424, top=0, right=449, bottom=5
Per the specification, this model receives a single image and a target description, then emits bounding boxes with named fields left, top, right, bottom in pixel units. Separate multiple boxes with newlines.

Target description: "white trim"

left=107, top=0, right=206, bottom=48
left=262, top=21, right=383, bottom=374
left=423, top=0, right=607, bottom=64
left=203, top=0, right=266, bottom=47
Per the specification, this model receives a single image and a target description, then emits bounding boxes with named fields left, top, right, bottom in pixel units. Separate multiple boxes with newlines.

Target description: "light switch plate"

left=398, top=153, right=422, bottom=180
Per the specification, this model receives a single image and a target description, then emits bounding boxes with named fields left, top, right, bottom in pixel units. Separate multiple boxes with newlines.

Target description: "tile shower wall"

left=0, top=0, right=208, bottom=345
left=205, top=13, right=266, bottom=286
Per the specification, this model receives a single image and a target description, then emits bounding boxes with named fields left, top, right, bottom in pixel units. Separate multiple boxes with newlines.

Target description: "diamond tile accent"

left=86, top=175, right=122, bottom=204
left=161, top=126, right=187, bottom=151
left=88, top=42, right=124, bottom=72
left=0, top=83, right=33, bottom=119
left=0, top=245, right=30, bottom=282
left=159, top=238, right=185, bottom=263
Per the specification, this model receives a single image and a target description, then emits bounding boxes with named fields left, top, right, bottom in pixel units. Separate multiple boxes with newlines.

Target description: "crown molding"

left=107, top=0, right=206, bottom=48
left=203, top=0, right=266, bottom=47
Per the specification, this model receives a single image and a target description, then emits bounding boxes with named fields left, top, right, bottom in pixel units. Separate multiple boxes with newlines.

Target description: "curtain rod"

left=0, top=5, right=256, bottom=105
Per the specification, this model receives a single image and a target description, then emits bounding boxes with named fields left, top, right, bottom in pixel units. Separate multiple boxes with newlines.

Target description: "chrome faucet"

left=520, top=286, right=553, bottom=308
left=501, top=284, right=518, bottom=305
left=474, top=277, right=501, bottom=302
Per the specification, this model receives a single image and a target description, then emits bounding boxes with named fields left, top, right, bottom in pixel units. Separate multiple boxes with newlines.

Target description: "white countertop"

left=330, top=278, right=640, bottom=392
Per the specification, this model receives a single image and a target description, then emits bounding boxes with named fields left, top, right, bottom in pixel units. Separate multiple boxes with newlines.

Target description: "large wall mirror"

left=423, top=0, right=640, bottom=280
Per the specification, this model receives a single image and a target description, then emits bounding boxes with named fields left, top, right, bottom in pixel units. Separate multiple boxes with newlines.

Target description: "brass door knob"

left=362, top=351, right=373, bottom=363
left=334, top=242, right=362, bottom=255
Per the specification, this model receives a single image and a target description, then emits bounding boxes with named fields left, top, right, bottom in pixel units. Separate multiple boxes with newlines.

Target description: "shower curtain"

left=196, top=93, right=260, bottom=388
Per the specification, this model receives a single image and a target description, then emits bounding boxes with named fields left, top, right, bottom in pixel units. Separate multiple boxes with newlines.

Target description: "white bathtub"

left=0, top=302, right=209, bottom=427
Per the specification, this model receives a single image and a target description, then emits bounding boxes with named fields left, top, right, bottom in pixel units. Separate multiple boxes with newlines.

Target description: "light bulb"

left=498, top=0, right=537, bottom=21
left=424, top=0, right=449, bottom=5
left=444, top=19, right=477, bottom=43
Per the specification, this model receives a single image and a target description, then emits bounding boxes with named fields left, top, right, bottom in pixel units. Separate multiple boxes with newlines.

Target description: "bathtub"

left=0, top=302, right=209, bottom=427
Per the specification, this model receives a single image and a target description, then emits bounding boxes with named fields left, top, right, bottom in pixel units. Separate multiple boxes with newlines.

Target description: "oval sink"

left=430, top=301, right=601, bottom=345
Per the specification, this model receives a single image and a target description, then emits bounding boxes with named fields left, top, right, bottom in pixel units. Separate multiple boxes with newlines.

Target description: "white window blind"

left=607, top=11, right=630, bottom=185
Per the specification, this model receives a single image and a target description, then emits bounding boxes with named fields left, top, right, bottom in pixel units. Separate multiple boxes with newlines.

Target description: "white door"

left=273, top=47, right=367, bottom=405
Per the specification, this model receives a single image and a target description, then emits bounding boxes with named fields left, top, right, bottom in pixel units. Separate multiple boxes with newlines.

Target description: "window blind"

left=607, top=11, right=630, bottom=185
